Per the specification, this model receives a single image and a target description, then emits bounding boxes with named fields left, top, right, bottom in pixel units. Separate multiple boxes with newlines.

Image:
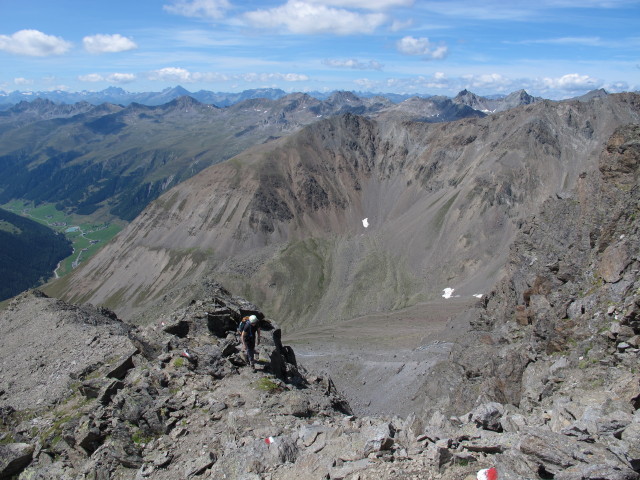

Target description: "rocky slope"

left=1, top=123, right=640, bottom=479
left=404, top=122, right=640, bottom=478
left=0, top=287, right=488, bottom=480
left=47, top=94, right=640, bottom=331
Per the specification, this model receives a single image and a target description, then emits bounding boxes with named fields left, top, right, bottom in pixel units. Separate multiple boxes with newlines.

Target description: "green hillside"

left=0, top=207, right=73, bottom=301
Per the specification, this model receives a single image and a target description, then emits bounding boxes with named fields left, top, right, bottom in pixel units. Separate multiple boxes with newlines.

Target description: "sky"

left=1, top=0, right=639, bottom=99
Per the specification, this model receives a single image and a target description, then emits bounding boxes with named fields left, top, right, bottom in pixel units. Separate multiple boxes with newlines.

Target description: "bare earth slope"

left=47, top=94, right=640, bottom=333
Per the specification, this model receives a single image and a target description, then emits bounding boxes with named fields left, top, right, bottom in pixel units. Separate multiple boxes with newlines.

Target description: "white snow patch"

left=442, top=288, right=455, bottom=299
left=362, top=218, right=369, bottom=228
left=473, top=294, right=483, bottom=299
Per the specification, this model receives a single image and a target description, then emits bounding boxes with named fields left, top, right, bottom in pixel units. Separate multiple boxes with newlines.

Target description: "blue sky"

left=1, top=0, right=639, bottom=99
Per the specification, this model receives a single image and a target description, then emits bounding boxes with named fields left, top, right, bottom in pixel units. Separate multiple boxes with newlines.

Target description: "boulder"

left=598, top=242, right=631, bottom=283
left=363, top=422, right=394, bottom=457
left=328, top=459, right=370, bottom=480
left=0, top=443, right=34, bottom=478
left=470, top=402, right=504, bottom=432
left=621, top=422, right=640, bottom=471
left=207, top=309, right=236, bottom=338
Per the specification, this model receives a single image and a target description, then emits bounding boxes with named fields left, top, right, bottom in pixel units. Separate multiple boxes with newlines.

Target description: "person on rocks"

left=241, top=315, right=261, bottom=369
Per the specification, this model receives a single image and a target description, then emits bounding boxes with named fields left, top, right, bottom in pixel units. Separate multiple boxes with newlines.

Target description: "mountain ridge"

left=0, top=85, right=595, bottom=110
left=46, top=93, right=640, bottom=331
left=0, top=90, right=515, bottom=226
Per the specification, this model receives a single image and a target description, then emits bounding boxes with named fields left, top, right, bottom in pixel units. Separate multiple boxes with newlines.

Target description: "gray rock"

left=329, top=458, right=370, bottom=479
left=596, top=411, right=633, bottom=436
left=425, top=441, right=453, bottom=469
left=363, top=422, right=394, bottom=456
left=268, top=435, right=298, bottom=464
left=599, top=242, right=631, bottom=283
left=470, top=402, right=504, bottom=431
left=183, top=452, right=216, bottom=477
left=621, top=422, right=640, bottom=470
left=555, top=463, right=639, bottom=480
left=519, top=428, right=631, bottom=476
left=0, top=443, right=34, bottom=478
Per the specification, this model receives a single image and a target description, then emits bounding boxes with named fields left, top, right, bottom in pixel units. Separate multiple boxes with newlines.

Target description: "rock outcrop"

left=409, top=123, right=640, bottom=479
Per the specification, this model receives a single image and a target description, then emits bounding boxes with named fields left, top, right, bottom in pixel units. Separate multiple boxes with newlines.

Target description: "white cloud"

left=604, top=81, right=630, bottom=93
left=163, top=0, right=231, bottom=20
left=462, top=73, right=513, bottom=91
left=354, top=78, right=376, bottom=89
left=107, top=73, right=137, bottom=83
left=244, top=1, right=387, bottom=35
left=14, top=77, right=33, bottom=86
left=0, top=29, right=71, bottom=56
left=241, top=72, right=310, bottom=82
left=78, top=74, right=104, bottom=82
left=390, top=18, right=413, bottom=31
left=318, top=0, right=413, bottom=9
left=355, top=73, right=454, bottom=92
left=149, top=67, right=194, bottom=83
left=83, top=34, right=137, bottom=54
left=396, top=36, right=448, bottom=59
left=541, top=73, right=601, bottom=90
left=323, top=58, right=383, bottom=70
left=79, top=73, right=137, bottom=84
left=531, top=36, right=604, bottom=46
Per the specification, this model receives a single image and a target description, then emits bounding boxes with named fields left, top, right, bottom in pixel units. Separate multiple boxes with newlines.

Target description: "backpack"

left=243, top=322, right=256, bottom=341
left=238, top=319, right=247, bottom=333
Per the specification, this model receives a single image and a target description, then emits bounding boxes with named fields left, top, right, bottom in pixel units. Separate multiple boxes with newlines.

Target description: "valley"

left=2, top=200, right=122, bottom=277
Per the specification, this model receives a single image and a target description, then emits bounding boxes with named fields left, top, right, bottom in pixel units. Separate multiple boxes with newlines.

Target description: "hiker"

left=241, top=315, right=260, bottom=368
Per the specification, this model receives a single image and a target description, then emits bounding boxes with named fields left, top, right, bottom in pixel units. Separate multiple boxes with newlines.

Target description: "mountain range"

left=46, top=92, right=640, bottom=332
left=0, top=89, right=509, bottom=224
left=0, top=85, right=553, bottom=110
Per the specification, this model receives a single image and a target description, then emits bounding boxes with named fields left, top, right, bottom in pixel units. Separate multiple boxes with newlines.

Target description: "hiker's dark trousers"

left=245, top=341, right=256, bottom=366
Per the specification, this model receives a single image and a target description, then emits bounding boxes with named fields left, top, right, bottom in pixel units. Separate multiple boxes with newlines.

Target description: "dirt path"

left=283, top=298, right=478, bottom=417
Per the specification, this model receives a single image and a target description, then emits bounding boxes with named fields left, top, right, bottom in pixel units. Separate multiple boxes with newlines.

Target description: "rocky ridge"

left=1, top=124, right=640, bottom=479
left=453, top=89, right=542, bottom=114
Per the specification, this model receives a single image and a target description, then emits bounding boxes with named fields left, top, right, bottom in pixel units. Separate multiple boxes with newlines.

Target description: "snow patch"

left=442, top=288, right=455, bottom=299
left=473, top=294, right=483, bottom=299
left=362, top=218, right=369, bottom=228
